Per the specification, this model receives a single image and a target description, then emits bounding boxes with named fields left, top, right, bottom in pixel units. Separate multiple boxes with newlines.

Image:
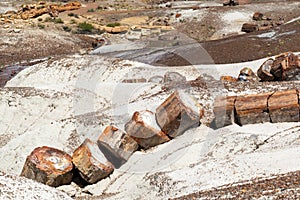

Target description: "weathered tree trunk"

left=268, top=89, right=299, bottom=123
left=156, top=90, right=203, bottom=138
left=125, top=110, right=170, bottom=149
left=97, top=126, right=139, bottom=168
left=213, top=96, right=236, bottom=128
left=20, top=146, right=73, bottom=187
left=235, top=92, right=273, bottom=125
left=72, top=139, right=114, bottom=184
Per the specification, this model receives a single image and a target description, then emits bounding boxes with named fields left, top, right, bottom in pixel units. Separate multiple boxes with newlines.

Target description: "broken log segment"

left=20, top=146, right=73, bottom=187
left=155, top=90, right=203, bottom=138
left=235, top=92, right=273, bottom=125
left=97, top=126, right=139, bottom=168
left=257, top=58, right=275, bottom=81
left=268, top=89, right=299, bottom=123
left=72, top=139, right=114, bottom=184
left=125, top=110, right=170, bottom=149
left=213, top=96, right=236, bottom=128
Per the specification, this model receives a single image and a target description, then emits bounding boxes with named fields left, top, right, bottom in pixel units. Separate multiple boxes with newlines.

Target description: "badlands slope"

left=0, top=54, right=299, bottom=199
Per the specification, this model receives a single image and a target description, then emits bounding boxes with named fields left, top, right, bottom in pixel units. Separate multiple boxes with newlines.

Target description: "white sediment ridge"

left=0, top=54, right=299, bottom=199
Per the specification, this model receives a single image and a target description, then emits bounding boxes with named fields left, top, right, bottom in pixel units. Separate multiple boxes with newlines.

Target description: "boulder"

left=97, top=126, right=139, bottom=168
left=125, top=110, right=170, bottom=149
left=253, top=12, right=263, bottom=21
left=72, top=139, right=114, bottom=184
left=268, top=90, right=299, bottom=123
left=213, top=96, right=236, bottom=128
left=241, top=23, right=258, bottom=33
left=156, top=90, right=203, bottom=138
left=235, top=93, right=272, bottom=125
left=20, top=146, right=73, bottom=187
left=238, top=67, right=258, bottom=82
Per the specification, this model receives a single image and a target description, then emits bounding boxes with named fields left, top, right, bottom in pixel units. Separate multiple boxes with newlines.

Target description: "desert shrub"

left=78, top=22, right=94, bottom=32
left=44, top=17, right=54, bottom=22
left=63, top=26, right=71, bottom=32
left=38, top=24, right=45, bottom=29
left=38, top=18, right=43, bottom=22
left=54, top=18, right=64, bottom=24
left=87, top=8, right=95, bottom=12
left=106, top=22, right=121, bottom=27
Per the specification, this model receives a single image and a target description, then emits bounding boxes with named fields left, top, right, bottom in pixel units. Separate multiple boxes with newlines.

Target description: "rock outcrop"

left=1, top=1, right=81, bottom=20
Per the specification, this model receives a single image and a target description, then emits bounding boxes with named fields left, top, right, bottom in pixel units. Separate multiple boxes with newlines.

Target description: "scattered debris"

left=257, top=52, right=300, bottom=81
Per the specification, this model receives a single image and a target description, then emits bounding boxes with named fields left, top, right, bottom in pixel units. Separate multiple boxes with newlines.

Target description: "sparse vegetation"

left=38, top=24, right=45, bottom=29
left=44, top=17, right=54, bottom=22
left=87, top=8, right=95, bottom=12
left=63, top=26, right=71, bottom=32
left=106, top=22, right=121, bottom=27
left=54, top=18, right=64, bottom=24
left=38, top=18, right=43, bottom=22
left=78, top=22, right=94, bottom=33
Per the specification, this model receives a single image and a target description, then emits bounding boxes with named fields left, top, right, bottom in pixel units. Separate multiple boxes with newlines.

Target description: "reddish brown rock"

left=20, top=146, right=73, bottom=187
left=97, top=126, right=139, bottom=168
left=156, top=90, right=203, bottom=138
left=257, top=58, right=275, bottom=81
left=72, top=139, right=114, bottom=184
left=241, top=23, right=258, bottom=33
left=220, top=76, right=238, bottom=82
left=235, top=92, right=273, bottom=125
left=213, top=96, right=236, bottom=128
left=253, top=12, right=263, bottom=21
left=238, top=67, right=258, bottom=82
left=125, top=110, right=170, bottom=149
left=268, top=90, right=299, bottom=123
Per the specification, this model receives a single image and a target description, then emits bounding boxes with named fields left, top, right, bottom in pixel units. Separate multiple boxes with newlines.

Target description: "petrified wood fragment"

left=235, top=92, right=272, bottom=125
left=72, top=139, right=114, bottom=184
left=213, top=96, right=236, bottom=128
left=268, top=89, right=299, bottom=123
left=20, top=146, right=73, bottom=187
left=156, top=90, right=203, bottom=138
left=97, top=126, right=139, bottom=168
left=257, top=58, right=274, bottom=81
left=241, top=23, right=258, bottom=33
left=125, top=110, right=170, bottom=149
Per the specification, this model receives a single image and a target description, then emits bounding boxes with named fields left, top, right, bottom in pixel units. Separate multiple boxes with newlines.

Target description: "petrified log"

left=20, top=146, right=73, bottom=187
left=97, top=126, right=139, bottom=168
left=125, top=110, right=170, bottom=149
left=257, top=58, right=275, bottom=81
left=220, top=76, right=238, bottom=82
left=156, top=90, right=203, bottom=138
left=213, top=96, right=236, bottom=128
left=241, top=23, right=258, bottom=33
left=268, top=90, right=299, bottom=123
left=235, top=92, right=272, bottom=125
left=72, top=139, right=114, bottom=184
